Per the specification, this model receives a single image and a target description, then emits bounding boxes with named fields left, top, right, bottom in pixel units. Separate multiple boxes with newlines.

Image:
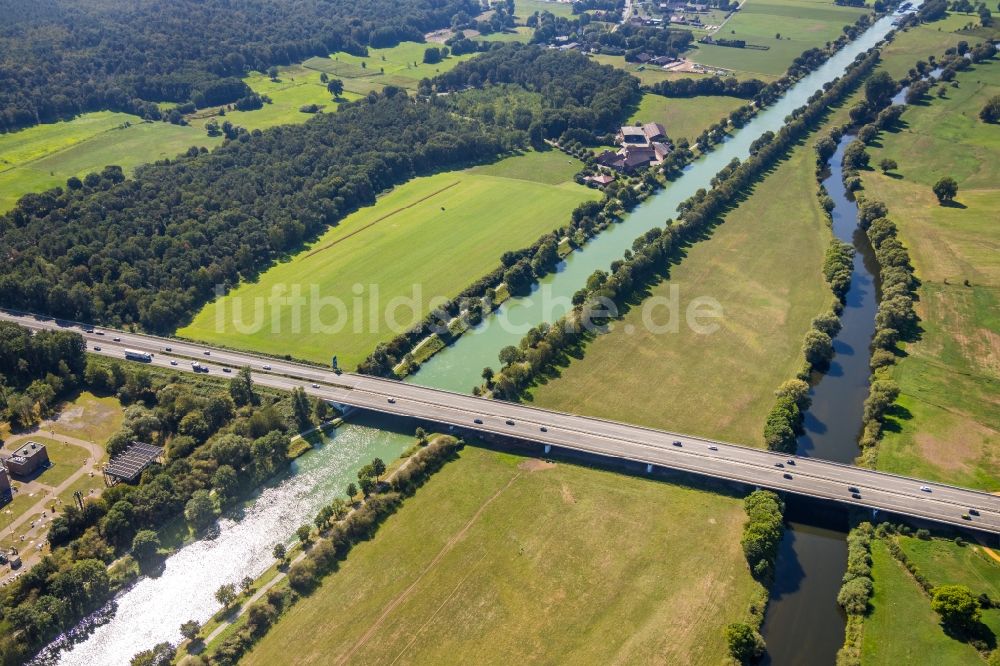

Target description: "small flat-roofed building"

left=103, top=442, right=164, bottom=486
left=3, top=441, right=49, bottom=477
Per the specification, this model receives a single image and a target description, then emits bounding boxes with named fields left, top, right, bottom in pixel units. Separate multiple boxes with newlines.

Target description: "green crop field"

left=861, top=58, right=1000, bottom=489
left=897, top=536, right=1000, bottom=600
left=628, top=91, right=747, bottom=143
left=186, top=65, right=363, bottom=133
left=301, top=38, right=524, bottom=95
left=689, top=0, right=869, bottom=77
left=515, top=0, right=575, bottom=22
left=529, top=139, right=831, bottom=446
left=242, top=445, right=761, bottom=665
left=0, top=113, right=217, bottom=212
left=179, top=151, right=599, bottom=368
left=863, top=539, right=986, bottom=664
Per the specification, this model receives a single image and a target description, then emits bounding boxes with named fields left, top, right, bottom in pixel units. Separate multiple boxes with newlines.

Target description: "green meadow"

left=0, top=113, right=218, bottom=212
left=515, top=0, right=576, bottom=22
left=862, top=539, right=987, bottom=665
left=690, top=0, right=870, bottom=77
left=186, top=64, right=363, bottom=133
left=0, top=61, right=361, bottom=213
left=628, top=91, right=748, bottom=143
left=861, top=57, right=1000, bottom=489
left=301, top=35, right=528, bottom=96
left=242, top=445, right=762, bottom=665
left=529, top=135, right=831, bottom=446
left=179, top=151, right=599, bottom=368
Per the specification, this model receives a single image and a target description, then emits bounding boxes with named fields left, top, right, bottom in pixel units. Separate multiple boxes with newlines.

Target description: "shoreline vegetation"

left=0, top=326, right=323, bottom=666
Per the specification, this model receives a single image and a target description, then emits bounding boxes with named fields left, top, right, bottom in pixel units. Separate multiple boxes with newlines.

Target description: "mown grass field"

left=0, top=113, right=218, bottom=212
left=185, top=64, right=363, bottom=133
left=48, top=390, right=123, bottom=445
left=515, top=0, right=575, bottom=22
left=590, top=53, right=779, bottom=86
left=861, top=57, right=1000, bottom=489
left=180, top=151, right=599, bottom=368
left=689, top=0, right=869, bottom=77
left=862, top=539, right=985, bottom=664
left=529, top=139, right=831, bottom=446
left=242, top=445, right=761, bottom=665
left=302, top=36, right=525, bottom=96
left=628, top=91, right=748, bottom=142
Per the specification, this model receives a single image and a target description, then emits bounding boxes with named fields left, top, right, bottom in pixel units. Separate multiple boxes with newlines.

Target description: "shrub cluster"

left=835, top=523, right=875, bottom=666
left=740, top=490, right=785, bottom=582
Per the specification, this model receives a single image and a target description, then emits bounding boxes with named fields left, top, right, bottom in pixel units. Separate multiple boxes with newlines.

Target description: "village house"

left=597, top=122, right=672, bottom=173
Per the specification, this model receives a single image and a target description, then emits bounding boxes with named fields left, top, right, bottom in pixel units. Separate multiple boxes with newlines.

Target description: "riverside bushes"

left=741, top=490, right=785, bottom=581
left=836, top=522, right=875, bottom=666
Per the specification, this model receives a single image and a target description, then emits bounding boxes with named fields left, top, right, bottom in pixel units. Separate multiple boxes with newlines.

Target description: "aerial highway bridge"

left=5, top=309, right=1000, bottom=535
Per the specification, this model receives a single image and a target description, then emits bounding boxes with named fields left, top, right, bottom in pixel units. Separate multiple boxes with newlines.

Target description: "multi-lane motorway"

left=6, top=309, right=1000, bottom=534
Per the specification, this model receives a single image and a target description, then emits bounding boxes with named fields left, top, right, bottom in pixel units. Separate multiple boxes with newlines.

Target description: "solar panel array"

left=104, top=442, right=163, bottom=482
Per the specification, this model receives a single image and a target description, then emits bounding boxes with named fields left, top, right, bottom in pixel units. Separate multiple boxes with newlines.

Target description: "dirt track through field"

left=335, top=472, right=521, bottom=665
left=304, top=180, right=460, bottom=260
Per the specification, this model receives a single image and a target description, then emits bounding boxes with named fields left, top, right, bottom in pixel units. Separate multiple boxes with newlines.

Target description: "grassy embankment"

left=859, top=55, right=999, bottom=489
left=179, top=151, right=600, bottom=368
left=627, top=92, right=748, bottom=144
left=863, top=535, right=1000, bottom=664
left=529, top=136, right=831, bottom=446
left=241, top=445, right=761, bottom=665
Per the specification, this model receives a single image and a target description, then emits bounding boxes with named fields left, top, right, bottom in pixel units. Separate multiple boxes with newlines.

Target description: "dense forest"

left=0, top=0, right=481, bottom=131
left=0, top=321, right=87, bottom=431
left=0, top=89, right=523, bottom=332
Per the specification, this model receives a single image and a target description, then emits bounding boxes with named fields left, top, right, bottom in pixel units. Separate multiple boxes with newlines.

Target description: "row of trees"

left=0, top=328, right=303, bottom=664
left=0, top=90, right=523, bottom=334
left=835, top=522, right=876, bottom=665
left=725, top=490, right=785, bottom=663
left=649, top=76, right=766, bottom=100
left=0, top=0, right=482, bottom=131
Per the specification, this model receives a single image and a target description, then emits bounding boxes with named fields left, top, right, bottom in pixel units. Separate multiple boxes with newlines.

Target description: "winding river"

left=42, top=10, right=911, bottom=663
left=760, top=132, right=875, bottom=664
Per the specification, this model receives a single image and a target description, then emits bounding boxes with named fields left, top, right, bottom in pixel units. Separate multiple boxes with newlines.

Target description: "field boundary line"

left=303, top=180, right=461, bottom=259
left=0, top=120, right=138, bottom=176
left=335, top=472, right=520, bottom=665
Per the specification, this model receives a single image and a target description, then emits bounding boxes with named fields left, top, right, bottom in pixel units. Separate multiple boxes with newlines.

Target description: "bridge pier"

left=647, top=463, right=653, bottom=474
left=543, top=444, right=551, bottom=455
